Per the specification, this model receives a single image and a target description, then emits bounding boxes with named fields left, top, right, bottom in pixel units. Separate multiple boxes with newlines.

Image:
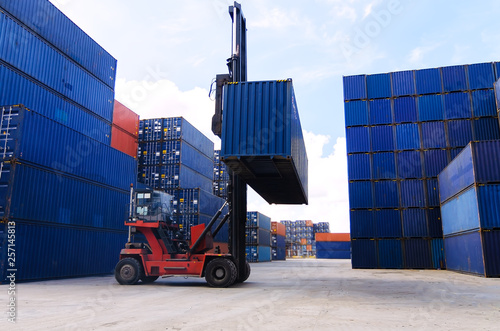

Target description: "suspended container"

left=221, top=79, right=308, bottom=205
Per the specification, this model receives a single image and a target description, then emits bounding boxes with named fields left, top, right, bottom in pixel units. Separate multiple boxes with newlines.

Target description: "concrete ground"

left=1, top=259, right=500, bottom=330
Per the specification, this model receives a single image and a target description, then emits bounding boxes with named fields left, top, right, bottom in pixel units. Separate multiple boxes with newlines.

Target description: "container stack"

left=213, top=150, right=229, bottom=199
left=271, top=222, right=286, bottom=260
left=316, top=233, right=351, bottom=259
left=111, top=101, right=139, bottom=158
left=138, top=117, right=214, bottom=192
left=439, top=141, right=500, bottom=277
left=314, top=222, right=330, bottom=234
left=0, top=0, right=138, bottom=282
left=344, top=61, right=500, bottom=269
left=137, top=117, right=229, bottom=243
left=246, top=212, right=272, bottom=262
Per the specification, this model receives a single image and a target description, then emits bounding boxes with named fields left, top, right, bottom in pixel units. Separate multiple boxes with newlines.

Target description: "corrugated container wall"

left=221, top=79, right=308, bottom=205
left=0, top=0, right=117, bottom=88
left=439, top=141, right=500, bottom=277
left=345, top=61, right=500, bottom=270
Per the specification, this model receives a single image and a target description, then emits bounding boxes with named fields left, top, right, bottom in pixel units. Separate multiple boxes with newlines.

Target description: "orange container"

left=111, top=126, right=138, bottom=158
left=306, top=245, right=312, bottom=251
left=113, top=100, right=139, bottom=136
left=305, top=220, right=313, bottom=227
left=271, top=222, right=286, bottom=237
left=300, top=238, right=307, bottom=245
left=315, top=233, right=350, bottom=242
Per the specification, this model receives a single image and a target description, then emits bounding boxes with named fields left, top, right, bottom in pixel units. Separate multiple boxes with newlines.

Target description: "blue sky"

left=51, top=0, right=500, bottom=232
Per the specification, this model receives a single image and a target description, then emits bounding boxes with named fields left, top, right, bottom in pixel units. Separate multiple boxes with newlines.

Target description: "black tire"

left=235, top=261, right=251, bottom=283
left=115, top=258, right=142, bottom=285
left=140, top=275, right=159, bottom=284
left=205, top=258, right=237, bottom=288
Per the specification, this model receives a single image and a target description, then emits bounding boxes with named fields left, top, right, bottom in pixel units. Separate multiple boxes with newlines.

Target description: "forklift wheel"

left=115, top=258, right=142, bottom=285
left=205, top=258, right=237, bottom=288
left=140, top=275, right=159, bottom=284
left=237, top=261, right=251, bottom=283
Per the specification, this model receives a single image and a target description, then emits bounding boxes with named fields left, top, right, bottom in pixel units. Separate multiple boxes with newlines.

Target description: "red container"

left=300, top=238, right=307, bottom=245
left=316, top=233, right=350, bottom=242
left=113, top=100, right=139, bottom=136
left=271, top=222, right=286, bottom=237
left=305, top=220, right=313, bottom=227
left=306, top=245, right=312, bottom=251
left=111, top=126, right=138, bottom=158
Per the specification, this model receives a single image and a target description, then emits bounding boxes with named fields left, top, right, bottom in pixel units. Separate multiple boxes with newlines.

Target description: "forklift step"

left=164, top=267, right=187, bottom=270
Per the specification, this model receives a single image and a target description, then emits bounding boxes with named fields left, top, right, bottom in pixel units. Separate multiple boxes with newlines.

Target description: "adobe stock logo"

left=341, top=0, right=404, bottom=60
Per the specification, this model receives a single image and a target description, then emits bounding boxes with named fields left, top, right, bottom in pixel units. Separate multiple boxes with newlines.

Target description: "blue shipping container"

left=0, top=221, right=127, bottom=282
left=468, top=63, right=495, bottom=90
left=246, top=212, right=272, bottom=230
left=349, top=181, right=373, bottom=209
left=391, top=70, right=415, bottom=97
left=397, top=151, right=423, bottom=179
left=431, top=238, right=446, bottom=269
left=350, top=210, right=375, bottom=239
left=394, top=97, right=417, bottom=123
left=372, top=152, right=396, bottom=179
left=404, top=239, right=432, bottom=269
left=439, top=141, right=500, bottom=203
left=0, top=106, right=136, bottom=191
left=375, top=209, right=402, bottom=238
left=344, top=100, right=369, bottom=126
left=343, top=75, right=366, bottom=101
left=424, top=149, right=448, bottom=178
left=447, top=120, right=473, bottom=148
left=415, top=68, right=442, bottom=95
left=402, top=209, right=428, bottom=238
left=378, top=239, right=403, bottom=269
left=316, top=250, right=350, bottom=259
left=138, top=164, right=213, bottom=193
left=473, top=118, right=500, bottom=141
left=167, top=188, right=227, bottom=217
left=442, top=65, right=467, bottom=92
left=351, top=239, right=377, bottom=268
left=0, top=12, right=114, bottom=121
left=316, top=241, right=351, bottom=251
left=371, top=125, right=394, bottom=152
left=396, top=123, right=420, bottom=150
left=0, top=0, right=116, bottom=88
left=418, top=94, right=444, bottom=121
left=346, top=126, right=370, bottom=153
left=0, top=162, right=130, bottom=230
left=246, top=245, right=272, bottom=262
left=400, top=180, right=426, bottom=207
left=347, top=153, right=371, bottom=180
left=246, top=227, right=272, bottom=246
left=444, top=92, right=471, bottom=119
left=369, top=99, right=392, bottom=125
left=367, top=73, right=392, bottom=99
left=421, top=121, right=446, bottom=149
left=374, top=181, right=399, bottom=208
left=472, top=90, right=496, bottom=117
left=0, top=66, right=111, bottom=144
left=221, top=80, right=308, bottom=205
left=444, top=231, right=485, bottom=276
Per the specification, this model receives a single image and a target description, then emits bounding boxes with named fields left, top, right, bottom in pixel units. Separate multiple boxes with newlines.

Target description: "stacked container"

left=137, top=117, right=229, bottom=244
left=314, top=222, right=330, bottom=234
left=246, top=212, right=272, bottom=262
left=271, top=222, right=286, bottom=260
left=0, top=0, right=139, bottom=282
left=344, top=61, right=500, bottom=269
left=439, top=141, right=500, bottom=277
left=111, top=101, right=139, bottom=158
left=138, top=117, right=214, bottom=192
left=315, top=233, right=351, bottom=259
left=213, top=150, right=229, bottom=199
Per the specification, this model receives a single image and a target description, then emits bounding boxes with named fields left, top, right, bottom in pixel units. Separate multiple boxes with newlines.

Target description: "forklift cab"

left=133, top=189, right=174, bottom=224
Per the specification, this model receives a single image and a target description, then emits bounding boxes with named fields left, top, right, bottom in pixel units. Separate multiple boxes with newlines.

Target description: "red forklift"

left=115, top=2, right=251, bottom=287
left=114, top=187, right=250, bottom=287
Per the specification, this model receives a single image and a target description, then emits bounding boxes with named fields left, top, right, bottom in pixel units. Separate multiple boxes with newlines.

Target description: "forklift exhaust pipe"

left=189, top=201, right=228, bottom=253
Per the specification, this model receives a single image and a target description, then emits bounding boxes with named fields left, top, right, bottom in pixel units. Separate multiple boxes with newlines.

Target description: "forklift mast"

left=212, top=2, right=248, bottom=282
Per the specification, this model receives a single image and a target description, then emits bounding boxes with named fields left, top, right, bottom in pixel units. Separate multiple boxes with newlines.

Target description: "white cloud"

left=115, top=78, right=221, bottom=149
left=247, top=133, right=349, bottom=233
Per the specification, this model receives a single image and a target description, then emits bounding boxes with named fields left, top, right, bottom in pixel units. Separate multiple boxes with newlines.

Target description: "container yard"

left=1, top=0, right=500, bottom=329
